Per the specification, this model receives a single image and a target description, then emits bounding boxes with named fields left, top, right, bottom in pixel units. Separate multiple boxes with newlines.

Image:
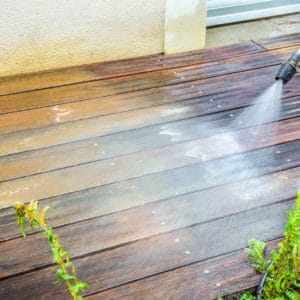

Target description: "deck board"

left=0, top=200, right=292, bottom=299
left=3, top=66, right=300, bottom=157
left=1, top=113, right=300, bottom=182
left=1, top=46, right=296, bottom=115
left=0, top=32, right=300, bottom=299
left=0, top=41, right=264, bottom=96
left=1, top=44, right=300, bottom=136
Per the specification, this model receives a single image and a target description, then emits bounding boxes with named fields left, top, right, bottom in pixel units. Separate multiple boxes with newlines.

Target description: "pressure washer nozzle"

left=275, top=52, right=300, bottom=84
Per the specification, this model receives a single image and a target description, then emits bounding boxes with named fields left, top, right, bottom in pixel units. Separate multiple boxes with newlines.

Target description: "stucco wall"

left=0, top=0, right=166, bottom=76
left=165, top=0, right=207, bottom=54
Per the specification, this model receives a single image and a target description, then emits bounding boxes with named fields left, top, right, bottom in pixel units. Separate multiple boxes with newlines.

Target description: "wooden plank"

left=0, top=133, right=299, bottom=210
left=0, top=65, right=278, bottom=135
left=0, top=162, right=298, bottom=278
left=86, top=239, right=280, bottom=300
left=1, top=155, right=299, bottom=241
left=0, top=102, right=299, bottom=204
left=1, top=45, right=299, bottom=135
left=0, top=49, right=284, bottom=115
left=254, top=32, right=300, bottom=50
left=0, top=41, right=264, bottom=96
left=1, top=111, right=300, bottom=182
left=0, top=200, right=292, bottom=299
left=2, top=66, right=300, bottom=156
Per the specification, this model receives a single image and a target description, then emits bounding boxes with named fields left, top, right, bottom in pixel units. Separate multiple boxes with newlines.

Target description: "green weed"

left=15, top=200, right=89, bottom=300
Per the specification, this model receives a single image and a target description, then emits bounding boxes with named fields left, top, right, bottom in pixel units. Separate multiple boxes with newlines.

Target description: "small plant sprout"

left=14, top=201, right=89, bottom=300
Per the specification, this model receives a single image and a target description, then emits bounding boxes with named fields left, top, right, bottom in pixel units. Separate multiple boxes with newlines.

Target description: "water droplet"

left=101, top=151, right=106, bottom=154
left=261, top=139, right=266, bottom=142
left=238, top=121, right=243, bottom=124
left=229, top=113, right=234, bottom=117
left=204, top=270, right=210, bottom=274
left=287, top=159, right=291, bottom=162
left=152, top=210, right=156, bottom=214
left=191, top=85, right=194, bottom=88
left=94, top=143, right=98, bottom=146
left=161, top=222, right=166, bottom=225
left=181, top=76, right=185, bottom=79
left=216, top=283, right=221, bottom=287
left=163, top=64, right=166, bottom=67
left=198, top=91, right=202, bottom=94
left=110, top=162, right=115, bottom=166
left=185, top=250, right=191, bottom=255
left=210, top=99, right=214, bottom=102
left=217, top=105, right=222, bottom=108
left=175, top=238, right=180, bottom=243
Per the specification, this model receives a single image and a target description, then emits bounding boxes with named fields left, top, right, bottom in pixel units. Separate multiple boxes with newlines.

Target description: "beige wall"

left=0, top=0, right=165, bottom=76
left=0, top=0, right=206, bottom=77
left=164, top=0, right=207, bottom=54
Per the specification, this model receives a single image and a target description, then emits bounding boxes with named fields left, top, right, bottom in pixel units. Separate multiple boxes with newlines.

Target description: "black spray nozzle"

left=275, top=52, right=300, bottom=84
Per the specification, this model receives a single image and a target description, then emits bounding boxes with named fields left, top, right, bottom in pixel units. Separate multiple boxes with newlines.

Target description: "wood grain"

left=86, top=239, right=280, bottom=300
left=1, top=33, right=300, bottom=300
left=0, top=48, right=285, bottom=115
left=1, top=110, right=300, bottom=182
left=2, top=65, right=300, bottom=156
left=0, top=201, right=291, bottom=299
left=0, top=41, right=263, bottom=96
left=0, top=163, right=298, bottom=278
left=1, top=44, right=300, bottom=135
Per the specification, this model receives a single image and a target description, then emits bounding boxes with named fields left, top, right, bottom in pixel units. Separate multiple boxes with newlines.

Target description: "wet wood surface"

left=0, top=33, right=300, bottom=299
left=0, top=41, right=264, bottom=97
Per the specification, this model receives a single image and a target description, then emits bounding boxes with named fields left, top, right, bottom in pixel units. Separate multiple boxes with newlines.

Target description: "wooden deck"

left=0, top=32, right=300, bottom=299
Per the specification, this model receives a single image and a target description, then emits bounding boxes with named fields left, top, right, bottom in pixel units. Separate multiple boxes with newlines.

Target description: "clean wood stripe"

left=1, top=110, right=300, bottom=182
left=86, top=239, right=280, bottom=300
left=0, top=64, right=281, bottom=135
left=1, top=81, right=300, bottom=157
left=1, top=44, right=300, bottom=135
left=0, top=41, right=264, bottom=96
left=0, top=136, right=299, bottom=208
left=254, top=32, right=300, bottom=50
left=0, top=166, right=298, bottom=278
left=0, top=48, right=285, bottom=115
left=0, top=200, right=291, bottom=299
left=1, top=154, right=299, bottom=241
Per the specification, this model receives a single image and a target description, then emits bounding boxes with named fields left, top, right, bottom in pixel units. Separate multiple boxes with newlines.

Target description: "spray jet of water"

left=275, top=49, right=300, bottom=84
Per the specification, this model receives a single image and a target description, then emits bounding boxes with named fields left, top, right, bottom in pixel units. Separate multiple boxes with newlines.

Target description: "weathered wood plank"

left=1, top=34, right=300, bottom=300
left=86, top=239, right=280, bottom=300
left=0, top=41, right=263, bottom=96
left=254, top=32, right=300, bottom=50
left=0, top=161, right=298, bottom=278
left=1, top=150, right=299, bottom=240
left=0, top=49, right=285, bottom=115
left=2, top=66, right=300, bottom=156
left=0, top=133, right=299, bottom=209
left=0, top=200, right=292, bottom=299
left=1, top=110, right=300, bottom=182
left=1, top=45, right=299, bottom=135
